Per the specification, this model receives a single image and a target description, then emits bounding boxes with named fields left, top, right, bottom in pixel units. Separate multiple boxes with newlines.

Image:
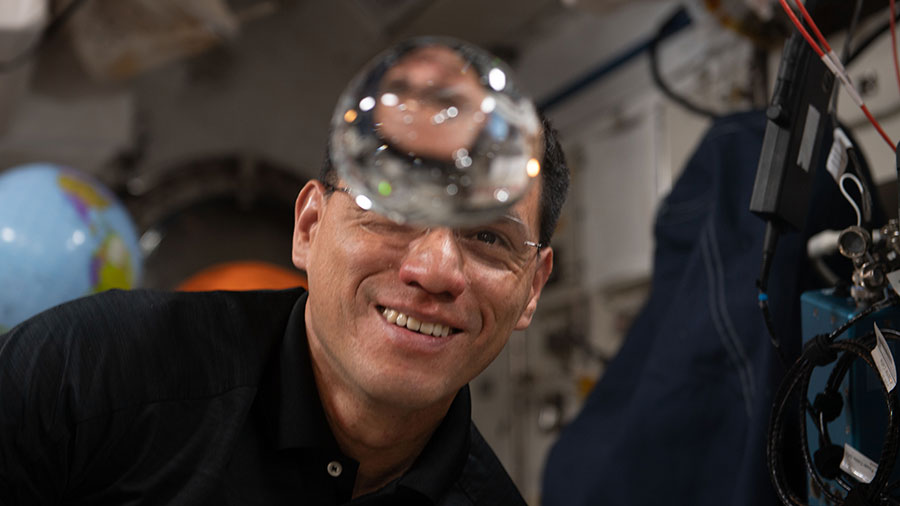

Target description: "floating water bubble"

left=330, top=36, right=543, bottom=226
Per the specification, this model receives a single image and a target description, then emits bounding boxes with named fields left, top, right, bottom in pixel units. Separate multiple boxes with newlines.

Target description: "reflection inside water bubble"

left=330, top=36, right=543, bottom=226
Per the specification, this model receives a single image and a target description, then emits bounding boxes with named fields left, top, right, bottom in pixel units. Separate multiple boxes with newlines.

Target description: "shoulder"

left=0, top=288, right=306, bottom=422
left=442, top=423, right=526, bottom=506
left=17, top=287, right=304, bottom=340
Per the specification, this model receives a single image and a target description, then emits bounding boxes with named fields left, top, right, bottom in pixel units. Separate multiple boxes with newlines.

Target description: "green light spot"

left=378, top=181, right=392, bottom=196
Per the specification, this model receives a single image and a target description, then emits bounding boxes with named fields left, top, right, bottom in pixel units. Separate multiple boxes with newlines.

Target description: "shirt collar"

left=260, top=290, right=473, bottom=500
left=396, top=383, right=472, bottom=502
left=259, top=291, right=338, bottom=451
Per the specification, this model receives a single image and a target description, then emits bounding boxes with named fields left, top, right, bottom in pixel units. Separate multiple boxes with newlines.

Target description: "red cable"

left=792, top=0, right=832, bottom=53
left=862, top=104, right=895, bottom=149
left=778, top=0, right=823, bottom=57
left=780, top=0, right=894, bottom=149
left=891, top=0, right=900, bottom=98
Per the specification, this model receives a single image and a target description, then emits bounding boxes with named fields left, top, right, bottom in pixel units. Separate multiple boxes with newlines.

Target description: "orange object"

left=177, top=261, right=308, bottom=292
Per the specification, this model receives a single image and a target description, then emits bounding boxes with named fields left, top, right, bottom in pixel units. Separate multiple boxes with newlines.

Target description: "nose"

left=397, top=228, right=466, bottom=298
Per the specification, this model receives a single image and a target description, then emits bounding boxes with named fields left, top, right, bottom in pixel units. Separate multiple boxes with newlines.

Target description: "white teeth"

left=381, top=307, right=452, bottom=337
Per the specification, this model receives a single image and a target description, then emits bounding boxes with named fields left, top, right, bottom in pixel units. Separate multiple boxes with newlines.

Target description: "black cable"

left=825, top=0, right=868, bottom=222
left=647, top=8, right=720, bottom=119
left=765, top=7, right=900, bottom=501
left=825, top=296, right=892, bottom=343
left=820, top=337, right=900, bottom=499
left=768, top=354, right=813, bottom=505
left=0, top=0, right=91, bottom=74
left=847, top=7, right=900, bottom=67
left=772, top=343, right=886, bottom=504
left=758, top=220, right=789, bottom=368
left=830, top=0, right=864, bottom=132
left=846, top=146, right=874, bottom=227
left=797, top=369, right=847, bottom=503
left=802, top=337, right=900, bottom=500
left=838, top=10, right=900, bottom=134
left=768, top=303, right=900, bottom=506
left=895, top=141, right=900, bottom=223
left=821, top=0, right=875, bottom=229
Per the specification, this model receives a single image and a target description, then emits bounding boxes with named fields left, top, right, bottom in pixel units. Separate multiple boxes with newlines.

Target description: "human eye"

left=459, top=227, right=523, bottom=267
left=464, top=228, right=516, bottom=251
left=473, top=230, right=503, bottom=246
left=382, top=78, right=411, bottom=96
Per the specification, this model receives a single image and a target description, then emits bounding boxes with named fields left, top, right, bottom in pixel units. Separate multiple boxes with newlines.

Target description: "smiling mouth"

left=378, top=306, right=458, bottom=337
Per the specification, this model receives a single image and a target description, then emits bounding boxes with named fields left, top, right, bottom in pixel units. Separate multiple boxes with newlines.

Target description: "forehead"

left=388, top=46, right=469, bottom=74
left=505, top=178, right=542, bottom=233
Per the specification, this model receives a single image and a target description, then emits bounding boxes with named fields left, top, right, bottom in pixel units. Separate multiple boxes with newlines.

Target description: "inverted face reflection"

left=373, top=44, right=487, bottom=162
left=330, top=37, right=543, bottom=227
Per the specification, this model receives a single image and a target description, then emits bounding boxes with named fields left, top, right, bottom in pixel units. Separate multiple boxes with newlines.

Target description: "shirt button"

left=327, top=461, right=343, bottom=477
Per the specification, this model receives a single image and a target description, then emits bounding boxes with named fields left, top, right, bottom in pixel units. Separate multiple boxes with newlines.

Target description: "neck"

left=308, top=346, right=454, bottom=497
left=322, top=387, right=450, bottom=497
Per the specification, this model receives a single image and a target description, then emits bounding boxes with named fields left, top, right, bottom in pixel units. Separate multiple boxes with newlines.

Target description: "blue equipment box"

left=801, top=289, right=900, bottom=505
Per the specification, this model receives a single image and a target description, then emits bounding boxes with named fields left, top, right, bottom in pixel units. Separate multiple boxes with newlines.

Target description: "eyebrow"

left=493, top=213, right=535, bottom=239
left=501, top=213, right=526, bottom=226
left=381, top=78, right=472, bottom=104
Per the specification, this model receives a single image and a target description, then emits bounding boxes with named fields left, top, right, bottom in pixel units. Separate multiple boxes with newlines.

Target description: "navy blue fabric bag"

left=542, top=110, right=881, bottom=505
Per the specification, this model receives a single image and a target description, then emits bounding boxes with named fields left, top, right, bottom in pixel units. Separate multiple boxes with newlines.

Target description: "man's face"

left=291, top=180, right=552, bottom=410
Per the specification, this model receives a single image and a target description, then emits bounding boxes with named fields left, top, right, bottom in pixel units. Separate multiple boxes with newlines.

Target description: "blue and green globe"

left=0, top=163, right=143, bottom=333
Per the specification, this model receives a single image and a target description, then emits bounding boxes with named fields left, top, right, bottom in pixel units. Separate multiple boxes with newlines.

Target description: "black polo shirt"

left=0, top=288, right=525, bottom=505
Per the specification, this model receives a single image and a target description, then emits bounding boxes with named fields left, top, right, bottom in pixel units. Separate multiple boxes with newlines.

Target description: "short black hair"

left=320, top=115, right=569, bottom=246
left=535, top=115, right=569, bottom=246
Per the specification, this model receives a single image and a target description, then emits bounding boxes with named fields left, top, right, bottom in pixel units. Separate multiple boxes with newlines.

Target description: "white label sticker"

left=797, top=104, right=821, bottom=172
left=826, top=127, right=853, bottom=182
left=888, top=270, right=900, bottom=297
left=872, top=323, right=897, bottom=392
left=840, top=443, right=877, bottom=483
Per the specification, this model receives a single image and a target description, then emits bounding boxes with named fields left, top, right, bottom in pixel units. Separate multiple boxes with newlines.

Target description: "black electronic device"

left=750, top=31, right=836, bottom=230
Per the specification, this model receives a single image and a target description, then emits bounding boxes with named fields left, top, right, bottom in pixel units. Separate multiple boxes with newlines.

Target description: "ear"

left=514, top=247, right=554, bottom=330
left=292, top=180, right=327, bottom=271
